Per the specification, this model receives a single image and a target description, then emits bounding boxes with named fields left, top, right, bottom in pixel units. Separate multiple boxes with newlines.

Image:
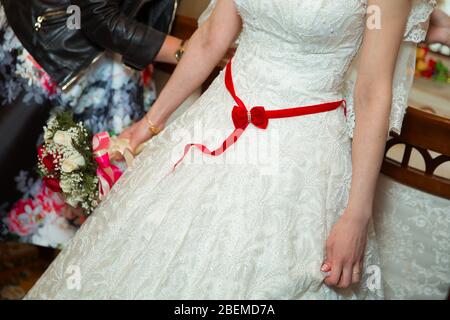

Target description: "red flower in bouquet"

left=43, top=177, right=62, bottom=193
left=38, top=145, right=58, bottom=173
left=7, top=199, right=40, bottom=237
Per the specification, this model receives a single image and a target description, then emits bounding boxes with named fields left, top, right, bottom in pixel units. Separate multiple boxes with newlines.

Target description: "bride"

left=25, top=0, right=434, bottom=299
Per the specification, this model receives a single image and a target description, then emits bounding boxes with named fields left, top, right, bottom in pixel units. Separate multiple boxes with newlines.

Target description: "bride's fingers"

left=323, top=261, right=342, bottom=287
left=320, top=261, right=332, bottom=273
left=351, top=261, right=363, bottom=284
left=337, top=265, right=352, bottom=288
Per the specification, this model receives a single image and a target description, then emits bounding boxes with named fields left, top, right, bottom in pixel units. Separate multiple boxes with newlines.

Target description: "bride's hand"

left=321, top=210, right=370, bottom=289
left=119, top=119, right=154, bottom=153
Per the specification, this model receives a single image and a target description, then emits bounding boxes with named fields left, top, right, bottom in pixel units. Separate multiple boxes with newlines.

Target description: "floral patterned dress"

left=0, top=5, right=157, bottom=248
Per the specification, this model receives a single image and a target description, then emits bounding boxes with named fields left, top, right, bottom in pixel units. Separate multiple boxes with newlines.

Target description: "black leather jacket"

left=1, top=0, right=177, bottom=90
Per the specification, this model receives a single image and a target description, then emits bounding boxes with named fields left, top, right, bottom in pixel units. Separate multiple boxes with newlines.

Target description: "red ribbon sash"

left=173, top=60, right=346, bottom=170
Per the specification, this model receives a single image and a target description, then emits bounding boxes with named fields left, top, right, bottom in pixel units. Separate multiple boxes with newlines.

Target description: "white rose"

left=53, top=130, right=73, bottom=147
left=44, top=129, right=53, bottom=142
left=61, top=152, right=86, bottom=173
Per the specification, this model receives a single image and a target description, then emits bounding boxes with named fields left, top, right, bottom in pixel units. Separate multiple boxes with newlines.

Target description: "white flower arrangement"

left=38, top=113, right=100, bottom=215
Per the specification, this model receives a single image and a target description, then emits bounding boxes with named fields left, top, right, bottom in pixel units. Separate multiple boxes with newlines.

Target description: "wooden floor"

left=0, top=242, right=57, bottom=299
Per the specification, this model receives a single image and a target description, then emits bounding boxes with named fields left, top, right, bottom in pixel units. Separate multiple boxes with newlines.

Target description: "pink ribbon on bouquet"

left=92, top=132, right=124, bottom=200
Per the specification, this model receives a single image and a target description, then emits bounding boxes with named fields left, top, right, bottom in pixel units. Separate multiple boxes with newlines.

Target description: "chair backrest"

left=381, top=107, right=450, bottom=199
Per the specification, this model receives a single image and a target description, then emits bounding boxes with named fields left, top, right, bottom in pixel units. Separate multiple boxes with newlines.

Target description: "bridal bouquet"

left=38, top=113, right=131, bottom=215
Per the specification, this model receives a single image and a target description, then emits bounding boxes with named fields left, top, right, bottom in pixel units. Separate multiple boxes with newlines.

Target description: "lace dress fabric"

left=374, top=175, right=450, bottom=300
left=25, top=0, right=432, bottom=299
left=201, top=0, right=436, bottom=137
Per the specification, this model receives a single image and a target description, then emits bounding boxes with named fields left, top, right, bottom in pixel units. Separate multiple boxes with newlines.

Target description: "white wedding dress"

left=25, top=0, right=435, bottom=300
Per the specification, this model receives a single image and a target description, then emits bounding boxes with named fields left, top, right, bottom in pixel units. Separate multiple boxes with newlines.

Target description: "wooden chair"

left=381, top=107, right=450, bottom=199
left=381, top=107, right=450, bottom=300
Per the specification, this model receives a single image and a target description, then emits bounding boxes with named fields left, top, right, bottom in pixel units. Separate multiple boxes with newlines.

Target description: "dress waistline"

left=172, top=59, right=347, bottom=170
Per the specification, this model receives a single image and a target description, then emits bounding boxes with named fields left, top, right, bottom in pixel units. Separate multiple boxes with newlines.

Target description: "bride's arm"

left=323, top=0, right=412, bottom=289
left=120, top=0, right=242, bottom=150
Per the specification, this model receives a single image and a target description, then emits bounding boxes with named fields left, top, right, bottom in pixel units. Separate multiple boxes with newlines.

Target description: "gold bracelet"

left=145, top=114, right=162, bottom=136
left=175, top=40, right=186, bottom=62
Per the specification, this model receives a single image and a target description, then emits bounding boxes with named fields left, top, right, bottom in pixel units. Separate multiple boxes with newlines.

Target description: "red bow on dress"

left=232, top=106, right=269, bottom=130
